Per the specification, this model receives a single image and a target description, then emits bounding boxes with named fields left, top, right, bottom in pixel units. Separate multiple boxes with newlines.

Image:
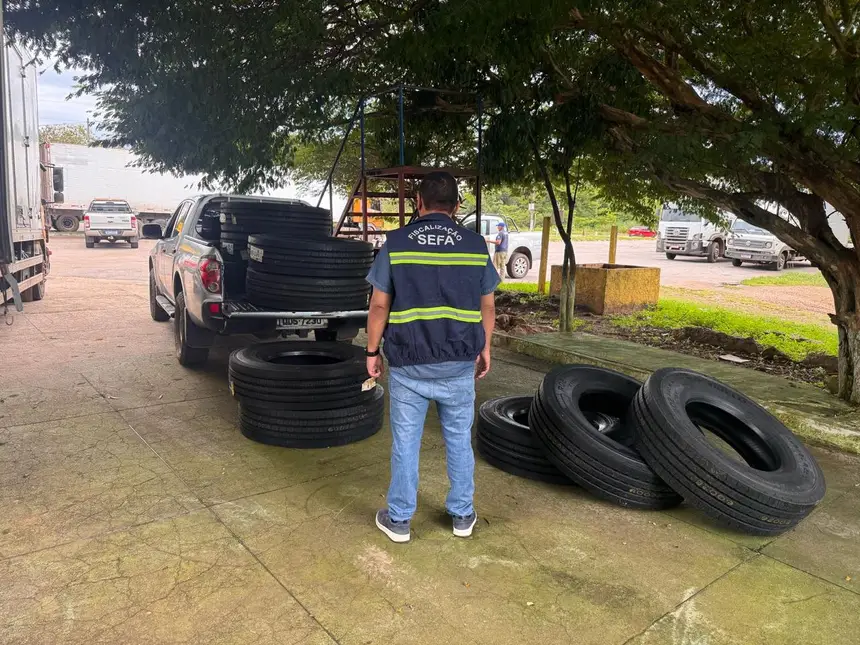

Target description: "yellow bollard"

left=609, top=225, right=618, bottom=265
left=538, top=216, right=552, bottom=294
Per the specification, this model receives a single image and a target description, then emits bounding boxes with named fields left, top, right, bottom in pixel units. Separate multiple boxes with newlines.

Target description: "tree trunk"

left=528, top=132, right=578, bottom=332
left=837, top=318, right=860, bottom=404
left=825, top=264, right=860, bottom=404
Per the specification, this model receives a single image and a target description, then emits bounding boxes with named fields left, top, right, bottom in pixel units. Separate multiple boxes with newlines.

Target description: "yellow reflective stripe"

left=389, top=251, right=488, bottom=266
left=391, top=258, right=486, bottom=266
left=389, top=306, right=482, bottom=324
left=389, top=252, right=487, bottom=259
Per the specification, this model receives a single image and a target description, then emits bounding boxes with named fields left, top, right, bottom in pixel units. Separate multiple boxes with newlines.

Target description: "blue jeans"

left=387, top=367, right=476, bottom=521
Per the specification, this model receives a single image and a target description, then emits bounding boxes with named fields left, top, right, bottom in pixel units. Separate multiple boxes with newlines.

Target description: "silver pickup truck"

left=459, top=213, right=543, bottom=279
left=143, top=194, right=368, bottom=366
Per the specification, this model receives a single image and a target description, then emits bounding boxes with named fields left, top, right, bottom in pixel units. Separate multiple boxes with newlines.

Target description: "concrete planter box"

left=550, top=263, right=660, bottom=315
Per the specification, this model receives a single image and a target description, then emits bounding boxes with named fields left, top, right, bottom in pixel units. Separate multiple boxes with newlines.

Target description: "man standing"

left=492, top=221, right=509, bottom=282
left=365, top=171, right=500, bottom=544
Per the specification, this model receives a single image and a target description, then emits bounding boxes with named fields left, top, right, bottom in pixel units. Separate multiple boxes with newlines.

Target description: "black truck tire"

left=245, top=235, right=374, bottom=311
left=528, top=365, right=682, bottom=509
left=149, top=268, right=170, bottom=322
left=218, top=202, right=332, bottom=260
left=229, top=341, right=370, bottom=409
left=631, top=368, right=826, bottom=535
left=54, top=214, right=80, bottom=232
left=476, top=396, right=571, bottom=484
left=238, top=386, right=384, bottom=448
left=174, top=292, right=210, bottom=367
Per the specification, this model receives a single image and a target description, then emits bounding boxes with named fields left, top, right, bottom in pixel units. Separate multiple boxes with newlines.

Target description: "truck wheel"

left=506, top=252, right=530, bottom=279
left=732, top=259, right=743, bottom=267
left=20, top=277, right=45, bottom=302
left=54, top=214, right=80, bottom=232
left=174, top=292, right=209, bottom=367
left=85, top=238, right=95, bottom=248
left=771, top=252, right=788, bottom=271
left=149, top=269, right=170, bottom=322
left=706, top=240, right=721, bottom=263
left=665, top=253, right=677, bottom=260
left=129, top=237, right=139, bottom=249
left=29, top=280, right=45, bottom=301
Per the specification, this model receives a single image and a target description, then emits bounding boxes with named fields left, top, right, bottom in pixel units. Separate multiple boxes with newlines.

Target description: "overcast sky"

left=38, top=63, right=98, bottom=125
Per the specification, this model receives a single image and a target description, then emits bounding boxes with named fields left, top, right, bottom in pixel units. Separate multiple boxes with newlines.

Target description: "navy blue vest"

left=383, top=212, right=490, bottom=367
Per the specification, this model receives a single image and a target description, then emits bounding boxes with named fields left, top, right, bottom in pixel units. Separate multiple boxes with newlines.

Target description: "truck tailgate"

left=86, top=213, right=134, bottom=230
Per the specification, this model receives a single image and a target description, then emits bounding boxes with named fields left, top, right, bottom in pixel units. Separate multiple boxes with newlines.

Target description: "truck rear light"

left=130, top=215, right=137, bottom=230
left=198, top=258, right=222, bottom=294
left=208, top=302, right=221, bottom=314
left=83, top=215, right=90, bottom=230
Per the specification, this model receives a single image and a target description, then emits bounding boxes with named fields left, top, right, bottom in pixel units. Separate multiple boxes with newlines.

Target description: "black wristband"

left=365, top=347, right=381, bottom=357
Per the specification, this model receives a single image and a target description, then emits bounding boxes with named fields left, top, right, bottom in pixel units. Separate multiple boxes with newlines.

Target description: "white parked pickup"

left=83, top=199, right=140, bottom=248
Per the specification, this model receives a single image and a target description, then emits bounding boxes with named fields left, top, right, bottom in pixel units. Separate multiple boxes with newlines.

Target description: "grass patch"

left=613, top=298, right=837, bottom=360
left=741, top=273, right=828, bottom=287
left=497, top=282, right=541, bottom=294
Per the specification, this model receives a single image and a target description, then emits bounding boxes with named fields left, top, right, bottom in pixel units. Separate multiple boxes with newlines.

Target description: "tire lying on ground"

left=245, top=235, right=374, bottom=311
left=239, top=387, right=384, bottom=448
left=631, top=368, right=826, bottom=535
left=229, top=341, right=383, bottom=448
left=476, top=396, right=572, bottom=485
left=529, top=365, right=683, bottom=509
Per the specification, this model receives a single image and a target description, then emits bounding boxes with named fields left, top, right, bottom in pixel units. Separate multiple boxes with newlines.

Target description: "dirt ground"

left=1, top=234, right=859, bottom=645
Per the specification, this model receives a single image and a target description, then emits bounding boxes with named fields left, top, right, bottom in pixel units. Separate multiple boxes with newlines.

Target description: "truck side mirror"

left=52, top=167, right=64, bottom=193
left=142, top=223, right=163, bottom=239
left=53, top=191, right=64, bottom=204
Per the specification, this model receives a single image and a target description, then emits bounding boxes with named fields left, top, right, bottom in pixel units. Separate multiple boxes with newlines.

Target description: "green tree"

left=39, top=123, right=89, bottom=145
left=9, top=1, right=860, bottom=400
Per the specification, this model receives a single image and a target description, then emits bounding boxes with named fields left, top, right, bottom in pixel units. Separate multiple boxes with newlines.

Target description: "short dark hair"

left=418, top=171, right=459, bottom=213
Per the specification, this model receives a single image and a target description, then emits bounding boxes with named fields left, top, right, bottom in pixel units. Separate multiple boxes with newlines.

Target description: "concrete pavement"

left=0, top=237, right=858, bottom=644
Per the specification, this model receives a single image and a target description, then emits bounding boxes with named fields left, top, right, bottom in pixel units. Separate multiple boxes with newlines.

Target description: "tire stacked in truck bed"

left=217, top=201, right=332, bottom=296
left=245, top=235, right=374, bottom=311
left=229, top=341, right=383, bottom=448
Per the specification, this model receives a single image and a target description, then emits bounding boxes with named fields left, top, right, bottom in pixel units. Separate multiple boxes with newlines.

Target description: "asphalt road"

left=520, top=239, right=821, bottom=288
left=48, top=233, right=822, bottom=291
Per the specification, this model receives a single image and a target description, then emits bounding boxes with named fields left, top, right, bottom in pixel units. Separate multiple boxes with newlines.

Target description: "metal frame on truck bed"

left=320, top=86, right=484, bottom=244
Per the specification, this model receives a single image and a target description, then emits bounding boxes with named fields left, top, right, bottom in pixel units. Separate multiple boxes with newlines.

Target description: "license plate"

left=740, top=254, right=753, bottom=259
left=103, top=230, right=120, bottom=236
left=276, top=318, right=327, bottom=330
left=668, top=245, right=683, bottom=251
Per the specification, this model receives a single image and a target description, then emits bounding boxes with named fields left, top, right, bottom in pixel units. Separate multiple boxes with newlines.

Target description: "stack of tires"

left=219, top=201, right=332, bottom=263
left=217, top=200, right=332, bottom=297
left=245, top=235, right=373, bottom=311
left=228, top=341, right=384, bottom=448
left=478, top=365, right=826, bottom=535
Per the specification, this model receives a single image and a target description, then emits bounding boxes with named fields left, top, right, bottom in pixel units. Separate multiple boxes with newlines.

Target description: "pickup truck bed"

left=145, top=194, right=368, bottom=366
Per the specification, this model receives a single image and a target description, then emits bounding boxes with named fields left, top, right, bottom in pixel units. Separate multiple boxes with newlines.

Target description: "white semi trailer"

left=43, top=143, right=203, bottom=232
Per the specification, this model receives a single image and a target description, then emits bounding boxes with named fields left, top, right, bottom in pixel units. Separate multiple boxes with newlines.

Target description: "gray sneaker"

left=452, top=512, right=477, bottom=538
left=375, top=510, right=410, bottom=543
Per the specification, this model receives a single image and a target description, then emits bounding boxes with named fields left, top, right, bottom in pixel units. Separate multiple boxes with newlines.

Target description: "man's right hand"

left=475, top=347, right=491, bottom=379
left=367, top=355, right=385, bottom=379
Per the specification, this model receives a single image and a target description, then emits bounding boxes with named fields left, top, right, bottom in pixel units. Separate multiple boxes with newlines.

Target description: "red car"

left=628, top=226, right=657, bottom=238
